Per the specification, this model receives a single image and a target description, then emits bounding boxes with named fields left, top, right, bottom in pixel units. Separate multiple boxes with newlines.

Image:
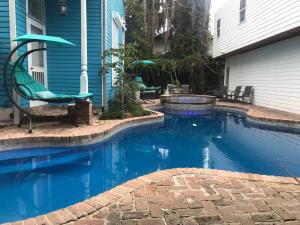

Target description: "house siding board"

left=0, top=0, right=11, bottom=107
left=106, top=0, right=125, bottom=100
left=16, top=0, right=29, bottom=108
left=87, top=0, right=102, bottom=106
left=46, top=0, right=102, bottom=106
left=225, top=36, right=300, bottom=114
left=213, top=0, right=300, bottom=57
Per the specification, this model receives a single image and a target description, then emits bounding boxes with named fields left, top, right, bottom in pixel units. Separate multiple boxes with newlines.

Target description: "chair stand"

left=18, top=115, right=33, bottom=133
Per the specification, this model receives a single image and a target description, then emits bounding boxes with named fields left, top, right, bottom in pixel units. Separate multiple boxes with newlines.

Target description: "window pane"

left=240, top=10, right=245, bottom=22
left=28, top=0, right=44, bottom=22
left=31, top=25, right=44, bottom=67
left=217, top=19, right=221, bottom=37
left=240, top=0, right=246, bottom=10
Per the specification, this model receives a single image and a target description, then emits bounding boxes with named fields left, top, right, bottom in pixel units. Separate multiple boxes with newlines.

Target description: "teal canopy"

left=14, top=34, right=75, bottom=46
left=133, top=60, right=155, bottom=65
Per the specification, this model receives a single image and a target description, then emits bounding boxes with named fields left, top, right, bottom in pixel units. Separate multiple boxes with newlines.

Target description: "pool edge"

left=4, top=168, right=299, bottom=225
left=0, top=108, right=164, bottom=152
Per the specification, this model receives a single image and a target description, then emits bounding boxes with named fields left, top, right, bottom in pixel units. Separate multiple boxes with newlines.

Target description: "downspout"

left=101, top=0, right=107, bottom=111
left=9, top=0, right=20, bottom=124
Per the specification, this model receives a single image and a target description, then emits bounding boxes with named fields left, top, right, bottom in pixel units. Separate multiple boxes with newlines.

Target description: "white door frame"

left=26, top=0, right=48, bottom=107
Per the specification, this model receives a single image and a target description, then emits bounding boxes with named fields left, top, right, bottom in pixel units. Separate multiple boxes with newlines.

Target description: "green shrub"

left=100, top=110, right=123, bottom=120
left=100, top=105, right=151, bottom=120
left=131, top=107, right=151, bottom=117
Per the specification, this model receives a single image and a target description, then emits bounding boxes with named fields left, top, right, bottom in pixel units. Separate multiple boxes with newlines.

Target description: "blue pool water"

left=1, top=111, right=300, bottom=223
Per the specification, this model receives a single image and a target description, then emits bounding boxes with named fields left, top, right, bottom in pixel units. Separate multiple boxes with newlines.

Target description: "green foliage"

left=131, top=107, right=151, bottom=117
left=100, top=110, right=123, bottom=120
left=171, top=79, right=181, bottom=87
left=124, top=0, right=224, bottom=94
left=100, top=43, right=151, bottom=120
left=125, top=0, right=152, bottom=58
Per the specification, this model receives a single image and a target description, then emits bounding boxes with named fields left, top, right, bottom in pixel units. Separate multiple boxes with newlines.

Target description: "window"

left=217, top=19, right=221, bottom=37
left=31, top=25, right=44, bottom=67
left=112, top=20, right=119, bottom=87
left=240, top=0, right=246, bottom=23
left=28, top=0, right=45, bottom=23
left=225, top=67, right=230, bottom=88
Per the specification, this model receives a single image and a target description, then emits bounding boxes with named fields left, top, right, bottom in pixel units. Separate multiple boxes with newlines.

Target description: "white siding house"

left=213, top=0, right=300, bottom=114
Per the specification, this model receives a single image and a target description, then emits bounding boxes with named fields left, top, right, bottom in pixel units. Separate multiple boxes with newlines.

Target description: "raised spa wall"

left=160, top=94, right=216, bottom=112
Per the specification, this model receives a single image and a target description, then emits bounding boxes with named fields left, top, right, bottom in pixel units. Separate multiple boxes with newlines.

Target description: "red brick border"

left=216, top=101, right=300, bottom=126
left=0, top=109, right=164, bottom=151
left=2, top=102, right=300, bottom=224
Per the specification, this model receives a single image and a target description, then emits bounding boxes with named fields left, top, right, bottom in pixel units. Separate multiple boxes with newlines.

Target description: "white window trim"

left=113, top=11, right=125, bottom=30
left=111, top=19, right=119, bottom=87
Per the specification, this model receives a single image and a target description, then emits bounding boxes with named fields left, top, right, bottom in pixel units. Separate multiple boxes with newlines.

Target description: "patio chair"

left=218, top=86, right=228, bottom=99
left=14, top=64, right=93, bottom=103
left=168, top=84, right=175, bottom=94
left=2, top=34, right=93, bottom=133
left=181, top=85, right=190, bottom=94
left=135, top=76, right=161, bottom=100
left=225, top=86, right=242, bottom=101
left=238, top=86, right=253, bottom=103
left=208, top=86, right=228, bottom=98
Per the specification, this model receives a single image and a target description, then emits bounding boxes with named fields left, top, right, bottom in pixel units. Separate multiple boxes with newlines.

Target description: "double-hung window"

left=240, top=0, right=246, bottom=23
left=217, top=19, right=221, bottom=38
left=28, top=0, right=45, bottom=23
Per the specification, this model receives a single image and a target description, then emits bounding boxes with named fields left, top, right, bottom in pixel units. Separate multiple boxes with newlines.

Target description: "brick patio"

left=216, top=101, right=300, bottom=125
left=1, top=100, right=300, bottom=149
left=7, top=168, right=300, bottom=225
left=2, top=101, right=300, bottom=224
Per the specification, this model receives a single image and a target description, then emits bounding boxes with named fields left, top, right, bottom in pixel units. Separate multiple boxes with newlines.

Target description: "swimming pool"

left=1, top=110, right=300, bottom=223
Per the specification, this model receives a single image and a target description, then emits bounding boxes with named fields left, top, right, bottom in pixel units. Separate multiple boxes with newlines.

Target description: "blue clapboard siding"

left=106, top=0, right=125, bottom=100
left=16, top=0, right=29, bottom=108
left=46, top=0, right=102, bottom=106
left=87, top=0, right=102, bottom=106
left=0, top=0, right=11, bottom=107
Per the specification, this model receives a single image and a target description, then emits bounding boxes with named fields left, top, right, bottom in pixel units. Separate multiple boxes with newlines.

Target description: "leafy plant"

left=100, top=43, right=151, bottom=120
left=172, top=79, right=181, bottom=87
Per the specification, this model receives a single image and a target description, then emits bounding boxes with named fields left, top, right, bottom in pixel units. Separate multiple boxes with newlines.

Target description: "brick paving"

left=6, top=168, right=300, bottom=225
left=0, top=107, right=163, bottom=151
left=216, top=101, right=300, bottom=125
left=1, top=99, right=300, bottom=150
left=2, top=100, right=300, bottom=224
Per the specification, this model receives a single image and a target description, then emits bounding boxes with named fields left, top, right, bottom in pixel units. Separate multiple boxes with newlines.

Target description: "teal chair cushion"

left=35, top=91, right=57, bottom=99
left=13, top=63, right=93, bottom=101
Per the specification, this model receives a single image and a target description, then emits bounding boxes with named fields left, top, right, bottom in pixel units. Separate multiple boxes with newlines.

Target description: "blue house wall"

left=16, top=0, right=28, bottom=108
left=0, top=0, right=125, bottom=110
left=106, top=0, right=125, bottom=100
left=46, top=0, right=102, bottom=106
left=0, top=0, right=11, bottom=107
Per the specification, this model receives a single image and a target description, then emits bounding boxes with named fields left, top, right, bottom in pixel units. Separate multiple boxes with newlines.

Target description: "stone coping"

left=0, top=109, right=164, bottom=151
left=4, top=168, right=300, bottom=225
left=1, top=100, right=300, bottom=151
left=215, top=101, right=300, bottom=126
left=1, top=102, right=300, bottom=224
left=160, top=94, right=216, bottom=105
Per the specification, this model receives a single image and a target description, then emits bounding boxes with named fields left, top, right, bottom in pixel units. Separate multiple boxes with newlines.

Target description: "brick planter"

left=75, top=100, right=93, bottom=125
